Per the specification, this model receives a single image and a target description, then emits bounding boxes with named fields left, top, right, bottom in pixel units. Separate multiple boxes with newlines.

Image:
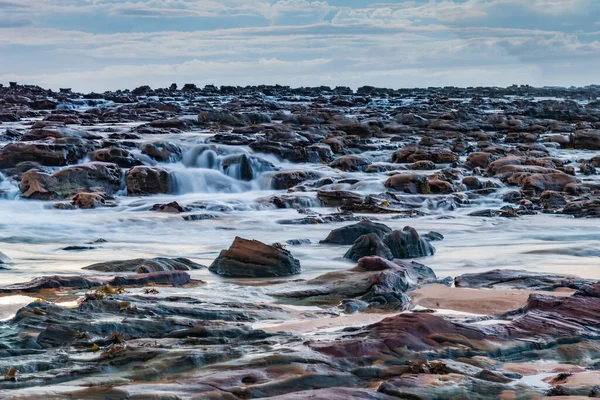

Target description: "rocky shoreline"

left=1, top=82, right=600, bottom=399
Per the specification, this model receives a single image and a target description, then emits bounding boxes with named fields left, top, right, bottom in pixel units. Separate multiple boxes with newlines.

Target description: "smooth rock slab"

left=0, top=271, right=193, bottom=293
left=83, top=257, right=204, bottom=273
left=209, top=237, right=301, bottom=278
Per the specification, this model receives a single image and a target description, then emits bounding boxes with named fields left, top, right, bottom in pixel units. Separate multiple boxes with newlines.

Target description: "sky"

left=0, top=0, right=599, bottom=92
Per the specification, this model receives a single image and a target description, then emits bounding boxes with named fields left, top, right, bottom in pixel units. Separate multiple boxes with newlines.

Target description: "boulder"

left=52, top=162, right=122, bottom=197
left=321, top=220, right=392, bottom=245
left=383, top=227, right=435, bottom=259
left=126, top=166, right=174, bottom=195
left=0, top=142, right=87, bottom=168
left=209, top=237, right=301, bottom=278
left=572, top=130, right=600, bottom=150
left=344, top=233, right=393, bottom=262
left=384, top=174, right=429, bottom=194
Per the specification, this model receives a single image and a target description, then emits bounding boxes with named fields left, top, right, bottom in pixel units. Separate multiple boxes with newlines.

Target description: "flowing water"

left=1, top=120, right=599, bottom=293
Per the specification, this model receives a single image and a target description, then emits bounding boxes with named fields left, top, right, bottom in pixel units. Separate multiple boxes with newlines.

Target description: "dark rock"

left=344, top=233, right=393, bottom=262
left=383, top=227, right=435, bottom=259
left=455, top=269, right=594, bottom=291
left=271, top=171, right=320, bottom=190
left=0, top=271, right=193, bottom=293
left=209, top=237, right=301, bottom=278
left=321, top=220, right=392, bottom=245
left=83, top=257, right=204, bottom=273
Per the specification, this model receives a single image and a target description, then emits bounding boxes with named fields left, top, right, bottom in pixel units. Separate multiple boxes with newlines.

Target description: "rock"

left=422, top=231, right=444, bottom=241
left=271, top=171, right=320, bottom=190
left=454, top=269, right=594, bottom=291
left=19, top=169, right=59, bottom=200
left=20, top=126, right=100, bottom=141
left=209, top=237, right=301, bottom=278
left=466, top=152, right=495, bottom=169
left=70, top=192, right=113, bottom=209
left=83, top=257, right=204, bottom=273
left=277, top=256, right=436, bottom=310
left=0, top=271, right=194, bottom=293
left=410, top=160, right=436, bottom=170
left=150, top=201, right=187, bottom=213
left=392, top=145, right=458, bottom=164
left=51, top=162, right=122, bottom=198
left=0, top=142, right=88, bottom=168
left=62, top=246, right=95, bottom=251
left=126, top=166, right=174, bottom=196
left=572, top=130, right=600, bottom=150
left=141, top=142, right=183, bottom=162
left=321, top=220, right=392, bottom=245
left=384, top=174, right=430, bottom=194
left=329, top=155, right=372, bottom=172
left=344, top=233, right=394, bottom=262
left=90, top=148, right=142, bottom=168
left=383, top=227, right=435, bottom=259
left=0, top=251, right=10, bottom=264
left=521, top=172, right=578, bottom=193
left=563, top=198, right=600, bottom=218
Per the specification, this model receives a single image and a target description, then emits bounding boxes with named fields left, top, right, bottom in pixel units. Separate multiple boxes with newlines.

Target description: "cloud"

left=0, top=0, right=599, bottom=90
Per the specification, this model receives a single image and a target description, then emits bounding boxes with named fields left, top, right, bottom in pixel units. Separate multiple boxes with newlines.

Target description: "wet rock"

left=410, top=160, right=437, bottom=170
left=344, top=233, right=393, bottom=262
left=285, top=238, right=311, bottom=246
left=466, top=152, right=495, bottom=169
left=454, top=269, right=594, bottom=291
left=317, top=190, right=364, bottom=208
left=209, top=237, right=301, bottom=278
left=422, top=231, right=444, bottom=241
left=62, top=246, right=95, bottom=251
left=90, top=148, right=142, bottom=168
left=70, top=192, right=114, bottom=209
left=278, top=256, right=436, bottom=309
left=384, top=174, right=430, bottom=194
left=141, top=142, right=183, bottom=162
left=521, top=172, right=578, bottom=193
left=83, top=257, right=204, bottom=273
left=563, top=198, right=600, bottom=217
left=150, top=201, right=188, bottom=213
left=19, top=169, right=59, bottom=200
left=0, top=271, right=193, bottom=293
left=0, top=142, right=88, bottom=168
left=383, top=227, right=436, bottom=259
left=321, top=220, right=392, bottom=245
left=33, top=162, right=122, bottom=199
left=572, top=130, right=600, bottom=150
left=20, top=126, right=101, bottom=141
left=329, top=155, right=372, bottom=172
left=392, top=145, right=459, bottom=164
left=271, top=170, right=320, bottom=190
left=0, top=251, right=10, bottom=264
left=126, top=166, right=174, bottom=196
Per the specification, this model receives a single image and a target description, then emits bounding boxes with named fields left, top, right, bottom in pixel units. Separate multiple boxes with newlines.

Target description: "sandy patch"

left=410, top=284, right=575, bottom=315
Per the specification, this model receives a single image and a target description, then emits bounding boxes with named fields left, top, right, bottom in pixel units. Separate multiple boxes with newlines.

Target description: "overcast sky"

left=1, top=0, right=598, bottom=92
